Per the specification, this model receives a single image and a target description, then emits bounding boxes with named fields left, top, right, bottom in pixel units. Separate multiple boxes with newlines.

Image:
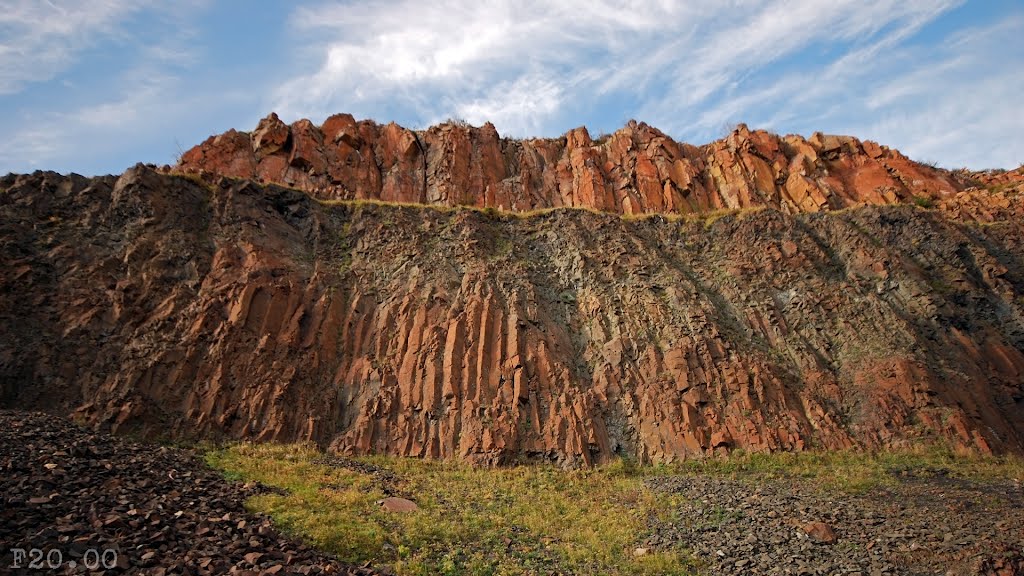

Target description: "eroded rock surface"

left=178, top=114, right=987, bottom=218
left=1, top=167, right=1023, bottom=465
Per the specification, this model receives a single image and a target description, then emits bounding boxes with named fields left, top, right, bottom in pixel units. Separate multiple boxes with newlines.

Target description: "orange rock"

left=252, top=113, right=290, bottom=157
left=178, top=113, right=975, bottom=219
left=802, top=521, right=837, bottom=544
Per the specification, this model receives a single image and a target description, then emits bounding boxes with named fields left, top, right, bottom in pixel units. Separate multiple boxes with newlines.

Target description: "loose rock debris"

left=0, top=410, right=383, bottom=575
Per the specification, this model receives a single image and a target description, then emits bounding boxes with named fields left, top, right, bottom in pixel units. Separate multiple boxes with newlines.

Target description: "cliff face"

left=3, top=166, right=1022, bottom=464
left=178, top=113, right=989, bottom=218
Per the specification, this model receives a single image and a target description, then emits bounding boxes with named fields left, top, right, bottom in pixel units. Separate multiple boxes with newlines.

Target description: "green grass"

left=669, top=446, right=1024, bottom=493
left=205, top=443, right=1024, bottom=575
left=912, top=196, right=935, bottom=209
left=206, top=444, right=692, bottom=575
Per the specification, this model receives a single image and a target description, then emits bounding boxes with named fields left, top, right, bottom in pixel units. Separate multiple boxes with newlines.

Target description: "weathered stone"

left=380, top=497, right=418, bottom=513
left=178, top=114, right=978, bottom=218
left=252, top=113, right=290, bottom=157
left=803, top=521, right=838, bottom=544
left=0, top=411, right=379, bottom=576
left=647, top=474, right=1024, bottom=576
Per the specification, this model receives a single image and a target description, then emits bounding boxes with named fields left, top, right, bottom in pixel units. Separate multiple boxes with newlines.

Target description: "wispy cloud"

left=2, top=1, right=1019, bottom=174
left=0, top=71, right=181, bottom=173
left=685, top=11, right=1024, bottom=168
left=858, top=16, right=1024, bottom=168
left=0, top=0, right=154, bottom=94
left=273, top=2, right=960, bottom=134
left=0, top=1, right=226, bottom=174
left=678, top=2, right=958, bottom=137
left=272, top=0, right=684, bottom=134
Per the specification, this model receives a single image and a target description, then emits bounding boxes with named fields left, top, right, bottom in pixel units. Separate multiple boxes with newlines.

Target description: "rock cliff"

left=2, top=165, right=1022, bottom=464
left=178, top=113, right=1024, bottom=221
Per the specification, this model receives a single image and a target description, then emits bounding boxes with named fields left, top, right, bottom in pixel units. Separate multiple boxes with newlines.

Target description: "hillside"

left=2, top=160, right=1022, bottom=464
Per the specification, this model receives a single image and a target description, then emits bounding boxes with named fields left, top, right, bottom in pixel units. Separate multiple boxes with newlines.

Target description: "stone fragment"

left=380, top=497, right=418, bottom=512
left=803, top=521, right=838, bottom=544
left=252, top=113, right=290, bottom=157
left=0, top=411, right=381, bottom=576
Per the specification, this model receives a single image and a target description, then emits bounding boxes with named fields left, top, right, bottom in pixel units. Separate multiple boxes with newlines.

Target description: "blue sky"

left=1, top=0, right=1021, bottom=176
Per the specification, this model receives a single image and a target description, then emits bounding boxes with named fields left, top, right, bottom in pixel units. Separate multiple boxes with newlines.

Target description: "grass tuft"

left=912, top=196, right=935, bottom=209
left=205, top=443, right=1023, bottom=574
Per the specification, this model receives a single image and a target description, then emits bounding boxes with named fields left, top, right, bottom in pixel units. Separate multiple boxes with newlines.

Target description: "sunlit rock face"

left=179, top=114, right=979, bottom=218
left=3, top=163, right=1022, bottom=465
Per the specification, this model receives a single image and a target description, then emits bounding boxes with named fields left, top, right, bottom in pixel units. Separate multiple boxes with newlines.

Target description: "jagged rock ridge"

left=2, top=166, right=1022, bottom=464
left=178, top=113, right=987, bottom=218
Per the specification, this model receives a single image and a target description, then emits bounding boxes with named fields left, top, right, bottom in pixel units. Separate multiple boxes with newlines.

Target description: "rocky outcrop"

left=179, top=114, right=970, bottom=217
left=942, top=165, right=1024, bottom=222
left=2, top=166, right=1022, bottom=465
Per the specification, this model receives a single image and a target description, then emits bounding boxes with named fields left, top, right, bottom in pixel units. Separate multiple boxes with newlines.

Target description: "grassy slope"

left=672, top=446, right=1024, bottom=492
left=206, top=444, right=1023, bottom=576
left=206, top=444, right=691, bottom=575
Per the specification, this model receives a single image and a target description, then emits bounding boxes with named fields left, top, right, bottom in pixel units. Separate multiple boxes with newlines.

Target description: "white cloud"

left=454, top=72, right=564, bottom=135
left=3, top=0, right=1019, bottom=173
left=678, top=3, right=956, bottom=137
left=272, top=0, right=1016, bottom=169
left=272, top=0, right=684, bottom=133
left=0, top=1, right=226, bottom=174
left=676, top=11, right=1024, bottom=168
left=858, top=17, right=1024, bottom=168
left=0, top=0, right=154, bottom=94
left=0, top=64, right=265, bottom=175
left=0, top=71, right=176, bottom=172
left=640, top=0, right=963, bottom=133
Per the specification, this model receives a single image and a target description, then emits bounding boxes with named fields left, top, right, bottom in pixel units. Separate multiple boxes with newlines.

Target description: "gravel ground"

left=4, top=408, right=1022, bottom=576
left=645, top=471, right=1024, bottom=576
left=0, top=410, right=383, bottom=576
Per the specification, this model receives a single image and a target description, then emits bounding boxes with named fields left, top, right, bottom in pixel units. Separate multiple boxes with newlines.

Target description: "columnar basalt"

left=2, top=166, right=1022, bottom=464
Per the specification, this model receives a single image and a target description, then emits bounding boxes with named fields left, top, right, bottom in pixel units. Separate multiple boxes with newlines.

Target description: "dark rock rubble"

left=645, top=472, right=1024, bottom=575
left=0, top=410, right=383, bottom=576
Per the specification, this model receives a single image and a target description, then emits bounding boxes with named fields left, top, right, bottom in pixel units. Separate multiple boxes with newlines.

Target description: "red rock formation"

left=941, top=165, right=1024, bottom=222
left=180, top=114, right=967, bottom=216
left=2, top=167, right=1022, bottom=465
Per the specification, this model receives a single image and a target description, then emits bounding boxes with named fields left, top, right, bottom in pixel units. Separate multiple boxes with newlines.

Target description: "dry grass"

left=318, top=197, right=459, bottom=213
left=314, top=197, right=772, bottom=227
left=206, top=444, right=692, bottom=576
left=205, top=443, right=1024, bottom=574
left=668, top=446, right=1024, bottom=493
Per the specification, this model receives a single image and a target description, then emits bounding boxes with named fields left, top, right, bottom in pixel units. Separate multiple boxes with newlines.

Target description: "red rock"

left=177, top=113, right=973, bottom=219
left=1, top=165, right=1022, bottom=467
left=802, top=521, right=838, bottom=544
left=252, top=113, right=290, bottom=158
left=322, top=113, right=362, bottom=148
